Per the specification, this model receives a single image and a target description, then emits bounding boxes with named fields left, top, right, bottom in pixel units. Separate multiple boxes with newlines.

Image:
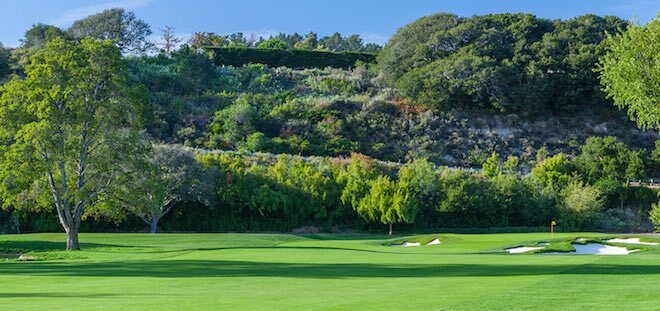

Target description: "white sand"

left=606, top=238, right=658, bottom=245
left=546, top=243, right=637, bottom=255
left=575, top=238, right=586, bottom=243
left=573, top=243, right=638, bottom=255
left=426, top=238, right=442, bottom=245
left=506, top=246, right=544, bottom=254
left=391, top=242, right=421, bottom=247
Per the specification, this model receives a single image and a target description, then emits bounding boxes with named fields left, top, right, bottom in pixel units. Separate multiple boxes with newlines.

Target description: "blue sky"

left=0, top=0, right=657, bottom=47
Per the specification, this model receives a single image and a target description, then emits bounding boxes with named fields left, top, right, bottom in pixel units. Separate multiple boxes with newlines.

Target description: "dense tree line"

left=190, top=31, right=381, bottom=53
left=2, top=137, right=658, bottom=235
left=378, top=13, right=628, bottom=114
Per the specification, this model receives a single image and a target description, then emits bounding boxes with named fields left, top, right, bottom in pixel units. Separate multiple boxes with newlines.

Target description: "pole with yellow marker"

left=551, top=220, right=557, bottom=239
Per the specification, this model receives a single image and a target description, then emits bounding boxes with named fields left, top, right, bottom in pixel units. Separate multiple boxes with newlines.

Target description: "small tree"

left=559, top=182, right=603, bottom=230
left=397, top=159, right=441, bottom=227
left=502, top=156, right=519, bottom=175
left=357, top=175, right=413, bottom=235
left=157, top=26, right=183, bottom=54
left=119, top=145, right=217, bottom=233
left=482, top=152, right=501, bottom=178
left=0, top=38, right=143, bottom=250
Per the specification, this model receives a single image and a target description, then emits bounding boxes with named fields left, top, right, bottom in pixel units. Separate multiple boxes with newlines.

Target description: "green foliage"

left=0, top=43, right=10, bottom=81
left=397, top=159, right=442, bottom=226
left=438, top=171, right=505, bottom=227
left=598, top=16, right=659, bottom=130
left=337, top=154, right=383, bottom=210
left=209, top=47, right=376, bottom=69
left=195, top=152, right=352, bottom=231
left=559, top=182, right=604, bottom=230
left=294, top=32, right=318, bottom=50
left=575, top=136, right=645, bottom=183
left=502, top=156, right=519, bottom=174
left=112, top=144, right=218, bottom=233
left=190, top=32, right=229, bottom=49
left=21, top=24, right=69, bottom=49
left=0, top=37, right=144, bottom=249
left=531, top=153, right=575, bottom=190
left=257, top=38, right=288, bottom=50
left=357, top=175, right=412, bottom=233
left=379, top=13, right=627, bottom=113
left=68, top=8, right=153, bottom=54
left=482, top=152, right=501, bottom=177
left=207, top=97, right=259, bottom=149
left=650, top=203, right=660, bottom=232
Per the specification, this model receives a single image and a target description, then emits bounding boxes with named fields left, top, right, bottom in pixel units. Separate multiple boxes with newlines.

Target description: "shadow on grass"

left=0, top=293, right=120, bottom=298
left=2, top=239, right=450, bottom=255
left=296, top=234, right=389, bottom=241
left=0, top=240, right=177, bottom=254
left=1, top=260, right=658, bottom=279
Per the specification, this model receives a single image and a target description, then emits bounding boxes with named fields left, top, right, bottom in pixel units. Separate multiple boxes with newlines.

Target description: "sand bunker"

left=546, top=243, right=638, bottom=255
left=506, top=246, right=544, bottom=254
left=17, top=255, right=40, bottom=261
left=606, top=238, right=658, bottom=245
left=391, top=242, right=421, bottom=247
left=426, top=239, right=442, bottom=245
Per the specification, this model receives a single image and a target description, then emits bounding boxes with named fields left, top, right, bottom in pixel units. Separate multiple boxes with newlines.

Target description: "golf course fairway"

left=1, top=232, right=658, bottom=310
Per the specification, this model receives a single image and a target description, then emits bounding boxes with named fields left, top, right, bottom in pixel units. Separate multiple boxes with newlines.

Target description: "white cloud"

left=52, top=0, right=154, bottom=26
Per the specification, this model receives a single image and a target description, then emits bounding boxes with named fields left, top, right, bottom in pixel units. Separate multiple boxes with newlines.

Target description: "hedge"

left=206, top=47, right=376, bottom=69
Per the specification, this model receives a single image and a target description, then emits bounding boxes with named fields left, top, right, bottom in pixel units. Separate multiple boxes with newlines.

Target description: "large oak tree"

left=0, top=37, right=144, bottom=250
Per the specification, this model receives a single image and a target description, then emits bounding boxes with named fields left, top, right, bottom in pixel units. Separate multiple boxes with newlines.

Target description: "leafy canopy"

left=598, top=17, right=659, bottom=130
left=68, top=8, right=153, bottom=54
left=0, top=37, right=144, bottom=248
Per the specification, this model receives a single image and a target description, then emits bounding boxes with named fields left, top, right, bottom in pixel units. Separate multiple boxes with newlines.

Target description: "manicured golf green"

left=1, top=232, right=659, bottom=310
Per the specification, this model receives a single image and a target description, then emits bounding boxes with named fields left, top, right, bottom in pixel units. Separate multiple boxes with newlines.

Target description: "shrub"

left=208, top=47, right=376, bottom=69
left=651, top=203, right=660, bottom=232
left=559, top=182, right=604, bottom=230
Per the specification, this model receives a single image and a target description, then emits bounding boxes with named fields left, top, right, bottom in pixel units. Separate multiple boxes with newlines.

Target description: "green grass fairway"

left=1, top=232, right=659, bottom=310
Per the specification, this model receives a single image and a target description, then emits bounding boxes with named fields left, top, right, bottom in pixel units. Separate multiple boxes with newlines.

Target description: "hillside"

left=130, top=58, right=657, bottom=169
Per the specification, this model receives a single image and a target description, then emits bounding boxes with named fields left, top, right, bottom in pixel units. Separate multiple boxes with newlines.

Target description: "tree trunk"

left=66, top=227, right=80, bottom=250
left=150, top=218, right=159, bottom=234
left=388, top=223, right=393, bottom=236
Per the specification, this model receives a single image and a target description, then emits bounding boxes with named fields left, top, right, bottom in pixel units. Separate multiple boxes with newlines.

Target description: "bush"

left=209, top=47, right=376, bottom=69
left=651, top=203, right=660, bottom=232
left=559, top=182, right=604, bottom=230
left=438, top=171, right=505, bottom=227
